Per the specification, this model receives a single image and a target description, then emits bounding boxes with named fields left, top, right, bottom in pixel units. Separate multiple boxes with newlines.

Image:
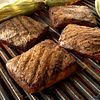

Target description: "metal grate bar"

left=83, top=0, right=95, bottom=6
left=24, top=91, right=39, bottom=100
left=39, top=92, right=55, bottom=100
left=70, top=53, right=100, bottom=83
left=60, top=82, right=85, bottom=100
left=70, top=78, right=96, bottom=100
left=87, top=58, right=100, bottom=70
left=83, top=0, right=95, bottom=4
left=82, top=1, right=96, bottom=13
left=2, top=44, right=18, bottom=57
left=76, top=72, right=100, bottom=94
left=0, top=63, right=24, bottom=100
left=0, top=47, right=9, bottom=63
left=0, top=83, right=10, bottom=100
left=50, top=87, right=70, bottom=100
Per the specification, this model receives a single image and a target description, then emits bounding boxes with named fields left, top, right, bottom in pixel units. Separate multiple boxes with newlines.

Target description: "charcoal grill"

left=0, top=0, right=100, bottom=100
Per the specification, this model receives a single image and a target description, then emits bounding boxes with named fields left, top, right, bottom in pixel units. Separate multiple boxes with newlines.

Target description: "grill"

left=0, top=0, right=100, bottom=100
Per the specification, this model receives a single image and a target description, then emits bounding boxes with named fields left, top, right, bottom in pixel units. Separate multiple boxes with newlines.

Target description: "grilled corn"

left=0, top=0, right=42, bottom=22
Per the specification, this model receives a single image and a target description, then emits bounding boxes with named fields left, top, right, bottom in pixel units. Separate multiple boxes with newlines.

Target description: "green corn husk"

left=0, top=0, right=42, bottom=22
left=34, top=0, right=80, bottom=6
left=95, top=0, right=100, bottom=17
left=44, top=0, right=80, bottom=6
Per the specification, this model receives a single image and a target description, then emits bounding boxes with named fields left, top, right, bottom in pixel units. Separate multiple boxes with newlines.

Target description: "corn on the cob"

left=0, top=0, right=41, bottom=22
left=44, top=0, right=80, bottom=6
left=34, top=0, right=80, bottom=6
left=95, top=0, right=100, bottom=17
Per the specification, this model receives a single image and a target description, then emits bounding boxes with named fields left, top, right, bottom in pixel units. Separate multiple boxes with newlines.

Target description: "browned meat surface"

left=0, top=16, right=48, bottom=52
left=59, top=24, right=100, bottom=61
left=49, top=5, right=97, bottom=28
left=6, top=39, right=77, bottom=93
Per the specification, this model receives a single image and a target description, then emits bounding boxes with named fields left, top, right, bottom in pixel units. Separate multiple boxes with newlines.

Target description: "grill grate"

left=0, top=0, right=100, bottom=100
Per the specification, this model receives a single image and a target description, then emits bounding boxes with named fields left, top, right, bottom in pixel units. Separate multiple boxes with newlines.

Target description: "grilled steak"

left=59, top=24, right=100, bottom=61
left=0, top=16, right=48, bottom=52
left=49, top=5, right=97, bottom=28
left=6, top=39, right=77, bottom=93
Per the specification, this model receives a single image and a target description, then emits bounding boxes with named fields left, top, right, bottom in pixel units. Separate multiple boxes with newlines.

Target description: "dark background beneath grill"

left=0, top=0, right=100, bottom=100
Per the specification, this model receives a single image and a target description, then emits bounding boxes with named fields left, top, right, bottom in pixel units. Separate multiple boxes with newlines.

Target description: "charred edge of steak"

left=52, top=19, right=97, bottom=29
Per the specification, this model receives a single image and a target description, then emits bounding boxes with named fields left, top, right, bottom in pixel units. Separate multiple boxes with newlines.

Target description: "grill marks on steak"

left=59, top=24, right=100, bottom=61
left=49, top=5, right=97, bottom=28
left=6, top=39, right=77, bottom=93
left=0, top=16, right=48, bottom=52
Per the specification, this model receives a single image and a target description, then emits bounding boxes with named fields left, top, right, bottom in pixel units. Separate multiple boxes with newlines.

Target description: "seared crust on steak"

left=49, top=5, right=97, bottom=28
left=59, top=24, right=100, bottom=61
left=6, top=39, right=77, bottom=93
left=0, top=16, right=48, bottom=52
